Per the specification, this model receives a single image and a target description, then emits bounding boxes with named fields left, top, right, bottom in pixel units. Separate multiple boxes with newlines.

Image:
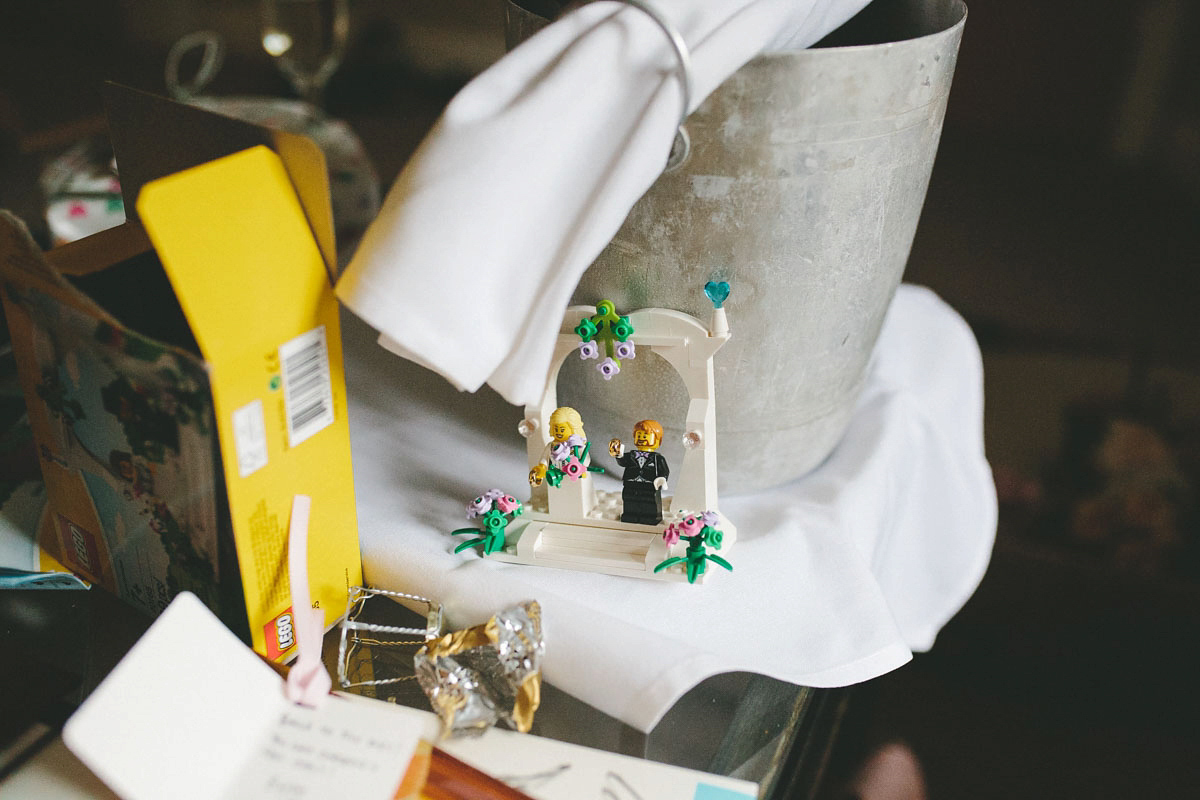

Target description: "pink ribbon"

left=283, top=495, right=332, bottom=706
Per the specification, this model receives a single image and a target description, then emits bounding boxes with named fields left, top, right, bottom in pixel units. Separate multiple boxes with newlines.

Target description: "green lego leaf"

left=708, top=554, right=733, bottom=571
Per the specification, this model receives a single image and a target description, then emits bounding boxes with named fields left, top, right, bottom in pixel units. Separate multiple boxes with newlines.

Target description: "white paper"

left=334, top=695, right=760, bottom=800
left=62, top=593, right=283, bottom=800
left=439, top=722, right=759, bottom=800
left=62, top=593, right=421, bottom=800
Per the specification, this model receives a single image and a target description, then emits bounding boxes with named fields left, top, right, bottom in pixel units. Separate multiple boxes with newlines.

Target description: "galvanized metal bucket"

left=509, top=0, right=968, bottom=493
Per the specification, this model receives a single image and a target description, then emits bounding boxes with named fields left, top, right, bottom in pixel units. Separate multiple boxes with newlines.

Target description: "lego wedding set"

left=450, top=284, right=736, bottom=584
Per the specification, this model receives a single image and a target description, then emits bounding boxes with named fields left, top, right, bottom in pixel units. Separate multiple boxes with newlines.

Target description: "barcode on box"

left=279, top=326, right=335, bottom=448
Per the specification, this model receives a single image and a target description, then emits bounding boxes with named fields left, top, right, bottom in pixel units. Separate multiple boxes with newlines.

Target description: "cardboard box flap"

left=0, top=210, right=121, bottom=325
left=9, top=218, right=202, bottom=359
left=46, top=216, right=153, bottom=279
left=136, top=145, right=359, bottom=653
left=135, top=147, right=329, bottom=367
left=103, top=84, right=337, bottom=280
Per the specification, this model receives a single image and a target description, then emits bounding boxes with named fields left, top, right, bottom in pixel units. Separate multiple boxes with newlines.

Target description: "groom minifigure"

left=610, top=419, right=669, bottom=525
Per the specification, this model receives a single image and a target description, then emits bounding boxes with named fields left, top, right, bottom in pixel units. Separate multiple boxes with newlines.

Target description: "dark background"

left=2, top=1, right=1200, bottom=796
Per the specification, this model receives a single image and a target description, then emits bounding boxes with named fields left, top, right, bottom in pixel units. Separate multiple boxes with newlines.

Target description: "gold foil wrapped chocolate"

left=415, top=600, right=544, bottom=736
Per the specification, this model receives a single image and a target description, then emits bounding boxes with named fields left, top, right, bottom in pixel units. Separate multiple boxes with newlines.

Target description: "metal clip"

left=337, top=586, right=443, bottom=689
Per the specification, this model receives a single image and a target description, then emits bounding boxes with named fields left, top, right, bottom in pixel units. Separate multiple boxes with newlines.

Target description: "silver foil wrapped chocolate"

left=414, top=600, right=544, bottom=736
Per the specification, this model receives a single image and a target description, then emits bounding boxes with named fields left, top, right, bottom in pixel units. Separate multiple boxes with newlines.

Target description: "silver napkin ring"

left=611, top=0, right=694, bottom=171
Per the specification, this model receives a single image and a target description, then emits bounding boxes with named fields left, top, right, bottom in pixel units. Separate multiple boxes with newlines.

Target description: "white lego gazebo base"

left=488, top=489, right=737, bottom=584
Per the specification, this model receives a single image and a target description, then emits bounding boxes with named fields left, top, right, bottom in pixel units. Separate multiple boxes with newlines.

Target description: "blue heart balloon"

left=704, top=280, right=731, bottom=309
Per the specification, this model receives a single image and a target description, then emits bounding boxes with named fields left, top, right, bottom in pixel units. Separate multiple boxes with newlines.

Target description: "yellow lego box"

left=0, top=88, right=361, bottom=660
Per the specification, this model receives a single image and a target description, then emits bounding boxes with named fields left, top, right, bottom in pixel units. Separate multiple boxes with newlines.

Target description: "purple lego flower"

left=578, top=340, right=599, bottom=360
left=483, top=488, right=505, bottom=501
left=566, top=434, right=586, bottom=450
left=467, top=495, right=491, bottom=518
left=700, top=510, right=720, bottom=528
left=551, top=441, right=571, bottom=463
left=597, top=357, right=620, bottom=380
left=614, top=340, right=636, bottom=360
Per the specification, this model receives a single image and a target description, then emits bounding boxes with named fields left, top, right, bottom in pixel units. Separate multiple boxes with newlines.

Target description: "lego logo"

left=275, top=613, right=295, bottom=651
left=70, top=524, right=92, bottom=570
left=263, top=606, right=298, bottom=660
left=56, top=515, right=99, bottom=577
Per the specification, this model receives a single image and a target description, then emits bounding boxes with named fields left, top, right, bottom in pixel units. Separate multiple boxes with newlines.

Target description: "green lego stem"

left=454, top=537, right=485, bottom=553
left=577, top=301, right=635, bottom=366
left=450, top=527, right=480, bottom=535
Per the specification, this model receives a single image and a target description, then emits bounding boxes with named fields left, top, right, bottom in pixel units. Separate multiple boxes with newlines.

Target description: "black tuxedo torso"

left=616, top=449, right=669, bottom=524
left=617, top=449, right=668, bottom=483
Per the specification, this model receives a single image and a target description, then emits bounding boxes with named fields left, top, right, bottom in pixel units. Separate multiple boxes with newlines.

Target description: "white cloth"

left=335, top=0, right=870, bottom=407
left=346, top=285, right=997, bottom=732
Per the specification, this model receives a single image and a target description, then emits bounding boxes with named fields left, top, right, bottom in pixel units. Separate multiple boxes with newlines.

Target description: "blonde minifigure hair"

left=550, top=406, right=586, bottom=440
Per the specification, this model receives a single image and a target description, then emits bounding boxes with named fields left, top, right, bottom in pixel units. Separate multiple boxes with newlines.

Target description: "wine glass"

left=260, top=0, right=350, bottom=111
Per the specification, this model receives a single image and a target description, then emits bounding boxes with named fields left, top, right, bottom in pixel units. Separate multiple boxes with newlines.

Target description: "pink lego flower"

left=562, top=456, right=585, bottom=481
left=662, top=524, right=681, bottom=547
left=495, top=494, right=520, bottom=514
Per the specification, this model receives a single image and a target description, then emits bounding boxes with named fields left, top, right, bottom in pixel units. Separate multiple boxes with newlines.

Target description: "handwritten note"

left=226, top=699, right=418, bottom=799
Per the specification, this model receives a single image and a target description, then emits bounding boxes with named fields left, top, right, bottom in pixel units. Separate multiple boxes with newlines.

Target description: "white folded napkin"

left=336, top=0, right=869, bottom=406
left=346, top=285, right=997, bottom=732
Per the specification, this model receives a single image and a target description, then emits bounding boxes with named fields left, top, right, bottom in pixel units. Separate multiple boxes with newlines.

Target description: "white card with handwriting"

left=63, top=592, right=422, bottom=800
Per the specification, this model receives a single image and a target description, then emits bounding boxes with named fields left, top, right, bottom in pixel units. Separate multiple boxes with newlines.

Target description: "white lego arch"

left=526, top=306, right=725, bottom=515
